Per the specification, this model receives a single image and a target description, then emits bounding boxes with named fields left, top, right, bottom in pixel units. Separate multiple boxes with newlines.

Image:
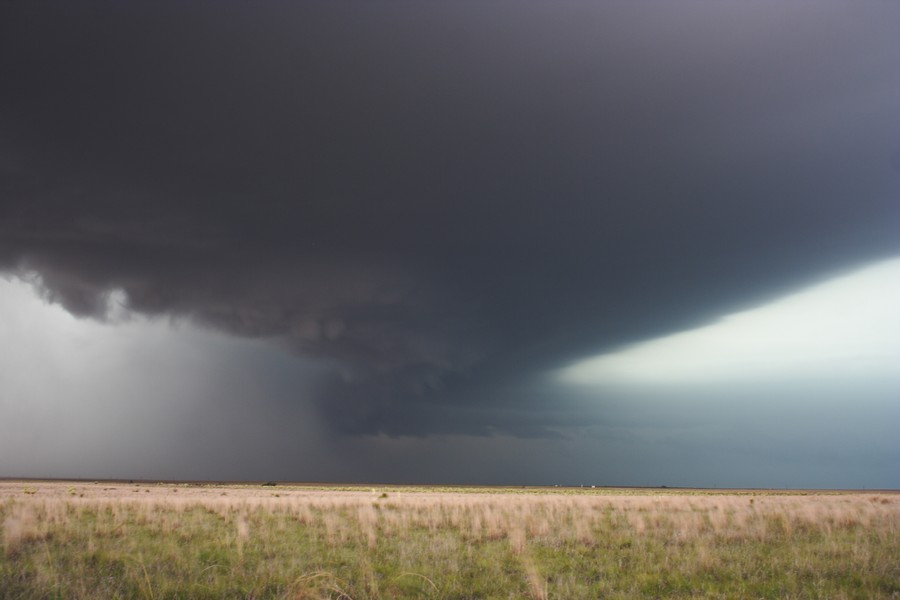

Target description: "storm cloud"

left=2, top=0, right=899, bottom=474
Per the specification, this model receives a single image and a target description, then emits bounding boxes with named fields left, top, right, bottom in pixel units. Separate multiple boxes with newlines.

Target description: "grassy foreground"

left=1, top=482, right=898, bottom=599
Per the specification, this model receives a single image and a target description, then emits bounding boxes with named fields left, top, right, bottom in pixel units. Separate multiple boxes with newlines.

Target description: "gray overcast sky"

left=1, top=1, right=899, bottom=487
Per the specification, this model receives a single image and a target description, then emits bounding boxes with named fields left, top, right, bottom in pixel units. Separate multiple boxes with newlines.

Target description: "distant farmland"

left=2, top=481, right=898, bottom=599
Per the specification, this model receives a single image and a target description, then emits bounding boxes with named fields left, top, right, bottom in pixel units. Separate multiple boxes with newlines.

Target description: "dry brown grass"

left=1, top=481, right=898, bottom=598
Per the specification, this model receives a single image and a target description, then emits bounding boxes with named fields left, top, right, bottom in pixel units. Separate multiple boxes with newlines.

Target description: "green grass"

left=1, top=483, right=898, bottom=599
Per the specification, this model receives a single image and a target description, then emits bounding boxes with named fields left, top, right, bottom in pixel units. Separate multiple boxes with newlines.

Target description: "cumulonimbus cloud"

left=2, top=0, right=899, bottom=436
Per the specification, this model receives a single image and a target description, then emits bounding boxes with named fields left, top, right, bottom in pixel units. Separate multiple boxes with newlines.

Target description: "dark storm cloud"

left=2, top=1, right=899, bottom=435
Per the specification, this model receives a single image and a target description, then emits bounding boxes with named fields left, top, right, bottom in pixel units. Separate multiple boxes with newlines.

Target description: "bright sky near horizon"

left=560, top=258, right=900, bottom=386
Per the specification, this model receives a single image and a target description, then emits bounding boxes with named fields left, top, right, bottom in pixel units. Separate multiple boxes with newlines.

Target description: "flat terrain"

left=1, top=481, right=898, bottom=599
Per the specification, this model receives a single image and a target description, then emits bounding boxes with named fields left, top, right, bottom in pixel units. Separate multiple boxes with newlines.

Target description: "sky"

left=1, top=1, right=898, bottom=488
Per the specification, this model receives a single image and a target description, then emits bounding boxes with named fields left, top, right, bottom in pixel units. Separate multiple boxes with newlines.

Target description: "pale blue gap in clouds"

left=559, top=257, right=900, bottom=386
left=553, top=258, right=900, bottom=489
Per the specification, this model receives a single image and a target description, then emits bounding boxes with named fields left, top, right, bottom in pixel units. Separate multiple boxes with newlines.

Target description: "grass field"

left=1, top=481, right=898, bottom=599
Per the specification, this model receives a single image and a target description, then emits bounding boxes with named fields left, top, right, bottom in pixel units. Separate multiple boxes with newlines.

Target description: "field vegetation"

left=1, top=481, right=898, bottom=599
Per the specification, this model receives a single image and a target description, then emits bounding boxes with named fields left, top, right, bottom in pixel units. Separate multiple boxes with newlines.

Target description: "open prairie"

left=1, top=481, right=898, bottom=599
